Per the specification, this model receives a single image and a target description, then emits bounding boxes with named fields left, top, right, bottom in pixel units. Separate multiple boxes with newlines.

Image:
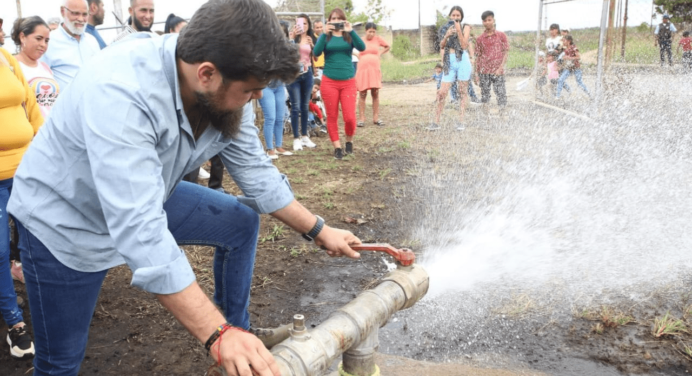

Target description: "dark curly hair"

left=177, top=0, right=300, bottom=84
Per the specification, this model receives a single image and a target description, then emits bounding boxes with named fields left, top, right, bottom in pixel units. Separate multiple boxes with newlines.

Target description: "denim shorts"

left=442, top=52, right=472, bottom=83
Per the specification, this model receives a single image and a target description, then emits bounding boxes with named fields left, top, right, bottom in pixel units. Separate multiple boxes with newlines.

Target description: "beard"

left=133, top=17, right=151, bottom=32
left=63, top=18, right=85, bottom=35
left=192, top=88, right=243, bottom=139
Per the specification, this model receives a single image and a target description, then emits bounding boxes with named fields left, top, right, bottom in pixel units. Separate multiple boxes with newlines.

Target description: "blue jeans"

left=557, top=69, right=590, bottom=98
left=0, top=178, right=23, bottom=328
left=259, top=84, right=287, bottom=150
left=288, top=68, right=314, bottom=138
left=15, top=181, right=259, bottom=375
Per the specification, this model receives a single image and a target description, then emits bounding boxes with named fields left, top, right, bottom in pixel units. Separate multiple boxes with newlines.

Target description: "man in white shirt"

left=113, top=0, right=156, bottom=43
left=40, top=0, right=100, bottom=90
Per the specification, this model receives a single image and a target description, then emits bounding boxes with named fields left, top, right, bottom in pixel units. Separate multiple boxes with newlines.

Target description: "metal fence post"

left=596, top=0, right=611, bottom=106
left=534, top=0, right=543, bottom=100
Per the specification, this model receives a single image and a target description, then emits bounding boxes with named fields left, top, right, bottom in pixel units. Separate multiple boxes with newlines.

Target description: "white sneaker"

left=301, top=136, right=316, bottom=148
left=266, top=152, right=279, bottom=160
left=293, top=139, right=303, bottom=151
left=198, top=167, right=210, bottom=179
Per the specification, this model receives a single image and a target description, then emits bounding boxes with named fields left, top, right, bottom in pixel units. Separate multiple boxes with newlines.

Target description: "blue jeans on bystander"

left=288, top=68, right=314, bottom=138
left=557, top=69, right=590, bottom=98
left=15, top=181, right=259, bottom=376
left=0, top=178, right=23, bottom=329
left=259, top=84, right=287, bottom=150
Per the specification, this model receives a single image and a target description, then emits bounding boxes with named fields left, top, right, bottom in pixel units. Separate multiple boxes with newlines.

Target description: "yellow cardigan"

left=0, top=48, right=43, bottom=180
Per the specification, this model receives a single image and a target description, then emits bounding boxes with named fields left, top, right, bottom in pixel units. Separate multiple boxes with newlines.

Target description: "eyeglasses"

left=63, top=7, right=89, bottom=18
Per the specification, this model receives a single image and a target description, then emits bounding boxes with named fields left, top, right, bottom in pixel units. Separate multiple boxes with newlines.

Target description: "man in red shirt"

left=474, top=11, right=509, bottom=110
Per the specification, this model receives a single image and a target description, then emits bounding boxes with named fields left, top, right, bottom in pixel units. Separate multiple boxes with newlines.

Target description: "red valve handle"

left=350, top=243, right=415, bottom=266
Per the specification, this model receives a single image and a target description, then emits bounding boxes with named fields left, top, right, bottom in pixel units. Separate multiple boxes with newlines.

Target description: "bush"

left=637, top=22, right=649, bottom=33
left=391, top=35, right=420, bottom=61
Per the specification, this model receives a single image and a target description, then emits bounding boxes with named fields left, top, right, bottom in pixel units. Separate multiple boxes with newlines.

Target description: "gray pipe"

left=271, top=264, right=429, bottom=376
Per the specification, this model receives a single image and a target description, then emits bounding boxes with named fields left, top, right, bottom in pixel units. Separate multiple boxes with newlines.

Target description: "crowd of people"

left=1, top=0, right=691, bottom=375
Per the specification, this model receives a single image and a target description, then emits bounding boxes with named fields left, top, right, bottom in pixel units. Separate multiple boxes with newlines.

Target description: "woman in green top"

left=313, top=8, right=365, bottom=160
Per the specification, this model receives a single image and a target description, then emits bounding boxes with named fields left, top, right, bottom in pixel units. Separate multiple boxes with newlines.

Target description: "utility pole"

left=535, top=0, right=543, bottom=100
left=650, top=0, right=655, bottom=32
left=621, top=0, right=629, bottom=59
left=605, top=0, right=617, bottom=67
left=16, top=0, right=22, bottom=18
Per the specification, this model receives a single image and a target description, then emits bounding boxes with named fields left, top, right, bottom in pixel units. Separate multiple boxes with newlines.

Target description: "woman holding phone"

left=313, top=8, right=366, bottom=160
left=431, top=5, right=472, bottom=131
left=288, top=14, right=318, bottom=151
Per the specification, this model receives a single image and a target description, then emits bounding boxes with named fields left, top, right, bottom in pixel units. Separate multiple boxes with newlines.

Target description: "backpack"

left=658, top=23, right=672, bottom=42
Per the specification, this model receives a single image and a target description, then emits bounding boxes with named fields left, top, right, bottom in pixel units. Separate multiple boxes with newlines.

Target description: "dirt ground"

left=2, top=74, right=692, bottom=375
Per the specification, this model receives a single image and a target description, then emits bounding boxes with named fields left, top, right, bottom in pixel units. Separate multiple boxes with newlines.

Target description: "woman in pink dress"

left=355, top=22, right=389, bottom=127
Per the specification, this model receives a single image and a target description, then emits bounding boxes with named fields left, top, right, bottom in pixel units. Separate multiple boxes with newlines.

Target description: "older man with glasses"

left=40, top=0, right=100, bottom=90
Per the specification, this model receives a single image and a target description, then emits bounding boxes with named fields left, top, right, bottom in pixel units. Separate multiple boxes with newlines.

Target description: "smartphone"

left=332, top=22, right=345, bottom=31
left=296, top=19, right=305, bottom=34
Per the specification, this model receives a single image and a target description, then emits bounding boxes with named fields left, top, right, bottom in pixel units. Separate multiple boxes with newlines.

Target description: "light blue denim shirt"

left=40, top=24, right=100, bottom=90
left=9, top=33, right=294, bottom=295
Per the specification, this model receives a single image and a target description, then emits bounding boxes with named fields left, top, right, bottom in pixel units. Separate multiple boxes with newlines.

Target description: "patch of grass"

left=592, top=323, right=605, bottom=335
left=379, top=168, right=392, bottom=180
left=652, top=311, right=688, bottom=338
left=260, top=225, right=285, bottom=243
left=398, top=141, right=411, bottom=149
left=381, top=58, right=438, bottom=82
left=351, top=165, right=363, bottom=172
left=323, top=202, right=335, bottom=210
left=581, top=306, right=635, bottom=329
left=307, top=169, right=320, bottom=177
left=295, top=194, right=307, bottom=200
left=289, top=247, right=302, bottom=258
left=287, top=168, right=298, bottom=174
left=492, top=294, right=535, bottom=318
left=292, top=177, right=305, bottom=184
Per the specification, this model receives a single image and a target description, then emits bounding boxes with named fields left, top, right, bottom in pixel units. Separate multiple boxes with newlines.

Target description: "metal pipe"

left=595, top=0, right=610, bottom=106
left=271, top=264, right=429, bottom=376
left=534, top=0, right=543, bottom=100
left=342, top=327, right=379, bottom=376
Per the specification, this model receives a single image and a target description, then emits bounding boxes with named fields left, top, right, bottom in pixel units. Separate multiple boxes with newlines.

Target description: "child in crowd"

left=430, top=63, right=444, bottom=89
left=308, top=79, right=327, bottom=134
left=546, top=53, right=570, bottom=95
left=475, top=10, right=509, bottom=110
left=556, top=35, right=590, bottom=99
left=678, top=31, right=692, bottom=71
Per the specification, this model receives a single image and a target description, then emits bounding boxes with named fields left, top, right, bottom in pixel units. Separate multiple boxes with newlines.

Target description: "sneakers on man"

left=249, top=324, right=291, bottom=350
left=293, top=138, right=303, bottom=151
left=198, top=167, right=211, bottom=180
left=7, top=325, right=34, bottom=359
left=345, top=142, right=353, bottom=155
left=334, top=148, right=344, bottom=160
left=301, top=136, right=316, bottom=148
left=426, top=122, right=441, bottom=131
left=10, top=261, right=24, bottom=284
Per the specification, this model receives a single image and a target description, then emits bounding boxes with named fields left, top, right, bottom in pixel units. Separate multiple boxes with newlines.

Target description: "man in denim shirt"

left=9, top=0, right=361, bottom=375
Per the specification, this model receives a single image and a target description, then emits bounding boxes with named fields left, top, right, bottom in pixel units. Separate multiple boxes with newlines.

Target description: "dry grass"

left=652, top=311, right=688, bottom=338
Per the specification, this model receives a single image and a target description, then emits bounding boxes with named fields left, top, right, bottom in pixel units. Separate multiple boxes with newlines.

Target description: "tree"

left=653, top=0, right=692, bottom=25
left=362, top=0, right=392, bottom=24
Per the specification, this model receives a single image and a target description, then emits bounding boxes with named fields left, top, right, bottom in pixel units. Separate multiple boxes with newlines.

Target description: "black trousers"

left=479, top=74, right=507, bottom=107
left=183, top=154, right=224, bottom=191
left=660, top=42, right=673, bottom=66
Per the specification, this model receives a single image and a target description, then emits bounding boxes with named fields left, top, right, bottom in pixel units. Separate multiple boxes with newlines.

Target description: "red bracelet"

left=204, top=323, right=248, bottom=356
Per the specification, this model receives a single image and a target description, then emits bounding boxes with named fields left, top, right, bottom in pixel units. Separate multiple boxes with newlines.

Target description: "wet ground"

left=2, top=70, right=692, bottom=375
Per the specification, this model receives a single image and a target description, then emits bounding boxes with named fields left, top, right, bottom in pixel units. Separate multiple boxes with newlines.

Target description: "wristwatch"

left=302, top=215, right=325, bottom=241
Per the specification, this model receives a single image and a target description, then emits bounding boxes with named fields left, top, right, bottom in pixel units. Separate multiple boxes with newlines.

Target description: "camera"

left=332, top=22, right=345, bottom=31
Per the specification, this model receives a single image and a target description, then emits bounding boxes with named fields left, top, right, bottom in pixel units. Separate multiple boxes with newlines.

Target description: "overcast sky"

left=2, top=0, right=660, bottom=45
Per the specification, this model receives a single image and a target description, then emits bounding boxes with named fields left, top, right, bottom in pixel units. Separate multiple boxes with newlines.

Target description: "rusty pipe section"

left=270, top=264, right=429, bottom=376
